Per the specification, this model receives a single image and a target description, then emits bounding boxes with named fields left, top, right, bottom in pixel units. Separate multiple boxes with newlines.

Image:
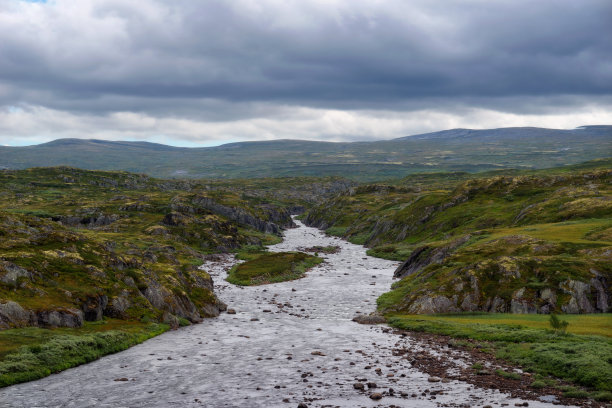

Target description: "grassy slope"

left=305, top=160, right=612, bottom=314
left=227, top=252, right=323, bottom=286
left=0, top=167, right=316, bottom=387
left=0, top=167, right=287, bottom=322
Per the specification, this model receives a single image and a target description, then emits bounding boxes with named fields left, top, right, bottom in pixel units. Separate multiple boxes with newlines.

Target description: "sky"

left=1, top=0, right=611, bottom=146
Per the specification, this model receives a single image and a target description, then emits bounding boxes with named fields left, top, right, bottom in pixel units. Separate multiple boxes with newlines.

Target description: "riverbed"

left=1, top=220, right=572, bottom=407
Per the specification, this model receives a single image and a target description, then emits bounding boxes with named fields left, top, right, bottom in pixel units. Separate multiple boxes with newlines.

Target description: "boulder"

left=104, top=293, right=132, bottom=319
left=36, top=308, right=84, bottom=328
left=0, top=301, right=33, bottom=329
left=352, top=313, right=386, bottom=324
left=408, top=295, right=459, bottom=314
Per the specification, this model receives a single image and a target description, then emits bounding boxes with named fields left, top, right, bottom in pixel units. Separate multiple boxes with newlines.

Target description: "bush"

left=549, top=313, right=569, bottom=334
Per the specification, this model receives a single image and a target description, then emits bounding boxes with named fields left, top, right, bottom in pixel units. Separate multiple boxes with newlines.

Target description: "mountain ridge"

left=1, top=125, right=610, bottom=180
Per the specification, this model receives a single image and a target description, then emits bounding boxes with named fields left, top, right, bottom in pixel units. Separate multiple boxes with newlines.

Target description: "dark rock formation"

left=394, top=235, right=471, bottom=278
left=0, top=301, right=84, bottom=329
left=191, top=196, right=294, bottom=234
left=82, top=295, right=109, bottom=321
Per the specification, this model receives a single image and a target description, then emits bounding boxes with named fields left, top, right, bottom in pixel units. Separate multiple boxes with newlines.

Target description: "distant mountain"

left=395, top=125, right=612, bottom=141
left=1, top=126, right=610, bottom=181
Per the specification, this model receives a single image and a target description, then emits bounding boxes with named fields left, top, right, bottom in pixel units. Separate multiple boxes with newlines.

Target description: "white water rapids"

left=1, top=220, right=573, bottom=407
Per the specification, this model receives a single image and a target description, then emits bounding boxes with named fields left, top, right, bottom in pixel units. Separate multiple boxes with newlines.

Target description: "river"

left=1, top=220, right=571, bottom=407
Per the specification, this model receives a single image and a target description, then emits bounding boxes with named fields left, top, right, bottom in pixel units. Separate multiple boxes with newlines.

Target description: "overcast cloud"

left=1, top=0, right=611, bottom=146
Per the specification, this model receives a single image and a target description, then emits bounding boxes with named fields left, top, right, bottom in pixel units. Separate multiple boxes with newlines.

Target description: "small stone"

left=227, top=309, right=236, bottom=314
left=427, top=376, right=441, bottom=382
left=369, top=392, right=383, bottom=400
left=353, top=383, right=365, bottom=390
left=297, top=403, right=308, bottom=408
left=114, top=378, right=129, bottom=382
left=310, top=351, right=325, bottom=356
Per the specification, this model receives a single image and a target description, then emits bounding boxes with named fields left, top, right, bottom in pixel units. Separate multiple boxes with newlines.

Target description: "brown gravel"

left=393, top=329, right=609, bottom=408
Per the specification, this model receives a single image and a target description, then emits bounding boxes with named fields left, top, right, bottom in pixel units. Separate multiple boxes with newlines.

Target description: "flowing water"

left=1, top=220, right=572, bottom=407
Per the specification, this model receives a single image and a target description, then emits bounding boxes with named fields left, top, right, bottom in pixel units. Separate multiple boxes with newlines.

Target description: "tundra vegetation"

left=227, top=251, right=323, bottom=286
left=0, top=158, right=611, bottom=395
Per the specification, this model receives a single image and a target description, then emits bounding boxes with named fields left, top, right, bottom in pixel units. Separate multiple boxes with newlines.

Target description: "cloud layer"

left=1, top=0, right=611, bottom=145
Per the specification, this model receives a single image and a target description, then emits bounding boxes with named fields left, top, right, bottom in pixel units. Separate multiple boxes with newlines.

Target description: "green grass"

left=489, top=218, right=612, bottom=245
left=0, top=319, right=168, bottom=387
left=387, top=313, right=612, bottom=392
left=389, top=313, right=612, bottom=337
left=495, top=368, right=522, bottom=380
left=226, top=252, right=323, bottom=286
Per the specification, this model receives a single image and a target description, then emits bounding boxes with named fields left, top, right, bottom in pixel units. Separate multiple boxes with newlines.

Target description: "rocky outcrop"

left=388, top=272, right=610, bottom=315
left=0, top=301, right=32, bottom=328
left=104, top=292, right=132, bottom=319
left=0, top=301, right=84, bottom=329
left=191, top=196, right=294, bottom=234
left=82, top=294, right=109, bottom=321
left=53, top=213, right=119, bottom=227
left=394, top=235, right=471, bottom=278
left=0, top=261, right=32, bottom=287
left=560, top=275, right=610, bottom=314
left=35, top=308, right=84, bottom=328
left=407, top=295, right=460, bottom=314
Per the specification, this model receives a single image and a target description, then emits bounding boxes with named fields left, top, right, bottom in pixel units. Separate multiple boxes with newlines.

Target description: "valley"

left=0, top=159, right=610, bottom=406
left=0, top=221, right=592, bottom=407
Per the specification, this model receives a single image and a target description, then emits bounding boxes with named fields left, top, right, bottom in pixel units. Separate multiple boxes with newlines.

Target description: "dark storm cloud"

left=0, top=0, right=610, bottom=145
left=1, top=0, right=611, bottom=112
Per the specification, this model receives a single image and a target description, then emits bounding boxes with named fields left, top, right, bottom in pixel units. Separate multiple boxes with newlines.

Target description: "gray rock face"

left=590, top=270, right=610, bottom=312
left=0, top=301, right=33, bottom=328
left=162, top=311, right=180, bottom=330
left=36, top=308, right=84, bottom=328
left=0, top=300, right=84, bottom=329
left=460, top=293, right=479, bottom=311
left=561, top=280, right=595, bottom=314
left=394, top=235, right=471, bottom=278
left=0, top=261, right=32, bottom=287
left=104, top=293, right=132, bottom=319
left=408, top=295, right=459, bottom=314
left=486, top=296, right=507, bottom=312
left=142, top=278, right=222, bottom=323
left=143, top=280, right=171, bottom=310
left=191, top=196, right=293, bottom=235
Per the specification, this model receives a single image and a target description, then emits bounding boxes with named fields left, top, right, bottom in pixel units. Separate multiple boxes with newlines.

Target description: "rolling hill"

left=1, top=126, right=610, bottom=181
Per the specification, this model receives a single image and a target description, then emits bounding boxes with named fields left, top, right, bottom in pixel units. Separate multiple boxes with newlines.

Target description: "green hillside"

left=304, top=159, right=612, bottom=315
